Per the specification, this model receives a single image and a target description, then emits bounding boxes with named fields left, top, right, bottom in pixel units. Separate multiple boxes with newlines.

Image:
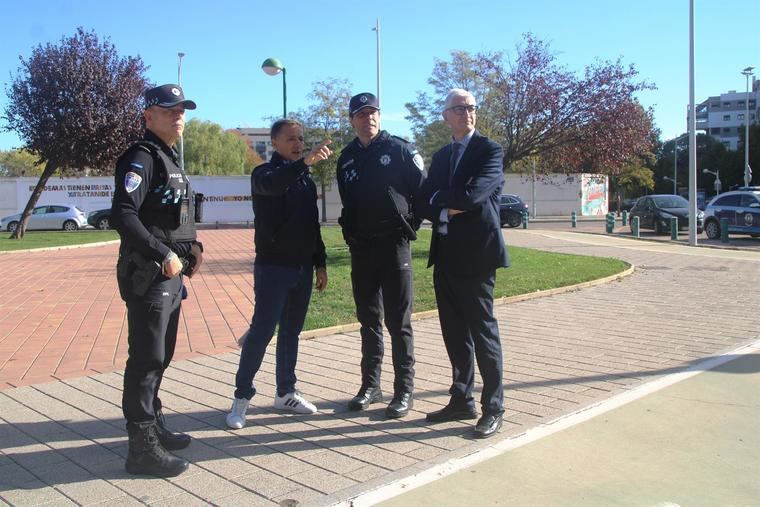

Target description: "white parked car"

left=0, top=204, right=88, bottom=233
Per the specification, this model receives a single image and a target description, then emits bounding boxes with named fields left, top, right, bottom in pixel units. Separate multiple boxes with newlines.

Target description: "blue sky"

left=1, top=0, right=758, bottom=152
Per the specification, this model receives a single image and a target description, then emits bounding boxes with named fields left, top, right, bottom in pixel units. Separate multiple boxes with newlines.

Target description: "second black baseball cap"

left=349, top=92, right=379, bottom=116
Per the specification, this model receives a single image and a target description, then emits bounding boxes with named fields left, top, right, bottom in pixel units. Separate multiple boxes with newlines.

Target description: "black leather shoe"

left=426, top=403, right=478, bottom=423
left=155, top=409, right=191, bottom=451
left=347, top=386, right=383, bottom=411
left=385, top=392, right=413, bottom=418
left=473, top=413, right=503, bottom=439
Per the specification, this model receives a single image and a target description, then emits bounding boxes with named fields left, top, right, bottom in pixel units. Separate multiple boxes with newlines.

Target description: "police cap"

left=144, top=84, right=197, bottom=110
left=349, top=92, right=379, bottom=116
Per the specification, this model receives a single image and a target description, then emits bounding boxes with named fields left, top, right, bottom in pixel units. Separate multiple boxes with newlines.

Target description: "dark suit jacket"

left=417, top=130, right=510, bottom=276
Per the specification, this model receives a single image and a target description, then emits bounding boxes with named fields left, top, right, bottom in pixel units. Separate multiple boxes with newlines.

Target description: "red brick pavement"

left=0, top=230, right=256, bottom=389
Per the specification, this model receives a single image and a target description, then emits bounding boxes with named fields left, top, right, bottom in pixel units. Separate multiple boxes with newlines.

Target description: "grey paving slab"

left=1, top=229, right=759, bottom=506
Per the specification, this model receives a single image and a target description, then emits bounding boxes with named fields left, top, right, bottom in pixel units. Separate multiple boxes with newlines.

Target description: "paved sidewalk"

left=1, top=228, right=759, bottom=506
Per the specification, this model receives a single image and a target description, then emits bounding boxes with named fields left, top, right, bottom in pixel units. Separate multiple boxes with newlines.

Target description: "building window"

left=723, top=114, right=731, bottom=121
left=723, top=127, right=731, bottom=133
left=738, top=113, right=745, bottom=120
left=723, top=141, right=731, bottom=148
left=738, top=101, right=745, bottom=107
left=723, top=102, right=732, bottom=107
left=711, top=127, right=721, bottom=134
left=711, top=102, right=721, bottom=108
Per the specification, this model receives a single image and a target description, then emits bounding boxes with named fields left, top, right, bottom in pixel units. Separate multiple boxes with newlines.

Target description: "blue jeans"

left=234, top=263, right=313, bottom=400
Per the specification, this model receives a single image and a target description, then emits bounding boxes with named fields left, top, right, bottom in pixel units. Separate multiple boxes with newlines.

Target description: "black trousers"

left=433, top=266, right=504, bottom=415
left=121, top=275, right=183, bottom=424
left=350, top=237, right=415, bottom=394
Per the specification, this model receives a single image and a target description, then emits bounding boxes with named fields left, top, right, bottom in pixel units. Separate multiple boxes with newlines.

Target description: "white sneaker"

left=226, top=397, right=250, bottom=429
left=274, top=391, right=318, bottom=415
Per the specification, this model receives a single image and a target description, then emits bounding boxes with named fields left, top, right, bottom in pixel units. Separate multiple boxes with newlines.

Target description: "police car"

left=703, top=187, right=760, bottom=239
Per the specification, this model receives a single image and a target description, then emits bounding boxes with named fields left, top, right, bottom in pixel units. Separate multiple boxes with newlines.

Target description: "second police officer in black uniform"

left=337, top=92, right=425, bottom=418
left=111, top=84, right=204, bottom=478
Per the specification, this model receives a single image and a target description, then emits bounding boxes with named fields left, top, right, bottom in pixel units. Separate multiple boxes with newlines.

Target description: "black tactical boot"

left=125, top=423, right=189, bottom=477
left=155, top=409, right=191, bottom=450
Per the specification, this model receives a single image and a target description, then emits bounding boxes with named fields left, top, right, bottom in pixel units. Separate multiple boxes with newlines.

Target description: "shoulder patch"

left=413, top=153, right=425, bottom=171
left=124, top=172, right=142, bottom=193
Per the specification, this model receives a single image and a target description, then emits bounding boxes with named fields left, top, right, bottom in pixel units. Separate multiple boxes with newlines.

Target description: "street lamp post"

left=702, top=168, right=722, bottom=195
left=178, top=52, right=186, bottom=172
left=687, top=0, right=697, bottom=246
left=742, top=66, right=755, bottom=187
left=372, top=18, right=381, bottom=103
left=663, top=176, right=676, bottom=193
left=262, top=58, right=287, bottom=118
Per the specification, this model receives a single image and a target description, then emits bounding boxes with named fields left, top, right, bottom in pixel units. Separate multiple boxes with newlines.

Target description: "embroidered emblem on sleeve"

left=125, top=172, right=142, bottom=193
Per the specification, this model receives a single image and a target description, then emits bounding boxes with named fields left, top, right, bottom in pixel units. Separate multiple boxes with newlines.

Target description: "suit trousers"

left=122, top=275, right=183, bottom=424
left=433, top=265, right=504, bottom=415
left=350, top=237, right=415, bottom=394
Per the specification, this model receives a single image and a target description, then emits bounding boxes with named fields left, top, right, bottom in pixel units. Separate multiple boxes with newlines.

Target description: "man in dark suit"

left=417, top=88, right=510, bottom=439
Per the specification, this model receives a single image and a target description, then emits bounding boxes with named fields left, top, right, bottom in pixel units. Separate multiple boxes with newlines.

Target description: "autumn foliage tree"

left=2, top=27, right=148, bottom=238
left=406, top=34, right=658, bottom=175
left=294, top=78, right=353, bottom=222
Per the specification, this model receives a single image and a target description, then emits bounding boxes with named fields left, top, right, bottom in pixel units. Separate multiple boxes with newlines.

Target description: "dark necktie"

left=449, top=142, right=462, bottom=183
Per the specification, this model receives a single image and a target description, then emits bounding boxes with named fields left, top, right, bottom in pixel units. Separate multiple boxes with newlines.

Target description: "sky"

left=0, top=0, right=758, bottom=152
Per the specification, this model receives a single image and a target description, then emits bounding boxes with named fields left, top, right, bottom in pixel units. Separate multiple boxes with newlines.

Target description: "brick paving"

left=1, top=228, right=759, bottom=506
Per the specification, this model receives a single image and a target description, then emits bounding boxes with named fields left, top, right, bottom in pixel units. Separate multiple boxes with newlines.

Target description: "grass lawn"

left=304, top=227, right=628, bottom=330
left=0, top=230, right=119, bottom=251
left=0, top=227, right=628, bottom=332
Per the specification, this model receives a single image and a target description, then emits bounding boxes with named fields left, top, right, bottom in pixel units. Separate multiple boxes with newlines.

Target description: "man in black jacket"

left=226, top=119, right=331, bottom=429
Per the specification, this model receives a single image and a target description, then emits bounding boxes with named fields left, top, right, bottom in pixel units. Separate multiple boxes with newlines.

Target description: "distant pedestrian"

left=226, top=119, right=331, bottom=429
left=417, top=88, right=509, bottom=439
left=337, top=92, right=425, bottom=418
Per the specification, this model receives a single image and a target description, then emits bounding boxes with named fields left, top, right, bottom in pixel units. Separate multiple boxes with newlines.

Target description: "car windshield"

left=652, top=196, right=688, bottom=208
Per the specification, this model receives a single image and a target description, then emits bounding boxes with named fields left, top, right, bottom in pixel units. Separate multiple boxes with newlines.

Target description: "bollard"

left=720, top=217, right=729, bottom=243
left=670, top=217, right=678, bottom=240
left=606, top=213, right=615, bottom=233
left=522, top=211, right=529, bottom=229
left=632, top=216, right=640, bottom=238
left=622, top=210, right=628, bottom=227
left=571, top=211, right=577, bottom=228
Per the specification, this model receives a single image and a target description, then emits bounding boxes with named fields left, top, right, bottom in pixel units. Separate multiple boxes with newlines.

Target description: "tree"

left=294, top=78, right=353, bottom=221
left=0, top=149, right=45, bottom=176
left=2, top=27, right=148, bottom=238
left=406, top=34, right=657, bottom=175
left=227, top=130, right=265, bottom=171
left=182, top=119, right=248, bottom=175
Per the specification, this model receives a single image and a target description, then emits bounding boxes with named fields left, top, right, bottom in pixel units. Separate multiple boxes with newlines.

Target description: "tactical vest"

left=125, top=140, right=197, bottom=244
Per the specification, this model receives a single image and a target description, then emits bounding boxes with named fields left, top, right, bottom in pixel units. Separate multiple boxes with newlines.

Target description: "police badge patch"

left=380, top=154, right=391, bottom=166
left=125, top=172, right=142, bottom=193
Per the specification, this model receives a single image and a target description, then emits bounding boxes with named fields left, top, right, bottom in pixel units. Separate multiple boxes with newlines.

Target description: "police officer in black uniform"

left=337, top=92, right=425, bottom=418
left=111, top=84, right=203, bottom=477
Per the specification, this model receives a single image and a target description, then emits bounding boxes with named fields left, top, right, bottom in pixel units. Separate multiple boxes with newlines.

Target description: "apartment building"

left=696, top=77, right=758, bottom=150
left=231, top=127, right=275, bottom=161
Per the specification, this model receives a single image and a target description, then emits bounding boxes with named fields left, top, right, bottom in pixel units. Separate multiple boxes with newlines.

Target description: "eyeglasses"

left=445, top=105, right=478, bottom=115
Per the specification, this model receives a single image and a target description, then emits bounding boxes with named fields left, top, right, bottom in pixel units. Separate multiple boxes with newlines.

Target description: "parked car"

left=87, top=208, right=112, bottom=230
left=702, top=188, right=760, bottom=239
left=628, top=194, right=704, bottom=234
left=499, top=194, right=529, bottom=227
left=0, top=204, right=88, bottom=233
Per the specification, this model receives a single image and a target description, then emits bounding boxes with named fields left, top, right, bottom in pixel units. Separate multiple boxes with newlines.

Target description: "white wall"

left=0, top=172, right=605, bottom=222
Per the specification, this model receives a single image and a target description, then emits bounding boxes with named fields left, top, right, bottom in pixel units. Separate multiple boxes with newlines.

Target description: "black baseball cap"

left=144, top=84, right=197, bottom=110
left=349, top=92, right=379, bottom=116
